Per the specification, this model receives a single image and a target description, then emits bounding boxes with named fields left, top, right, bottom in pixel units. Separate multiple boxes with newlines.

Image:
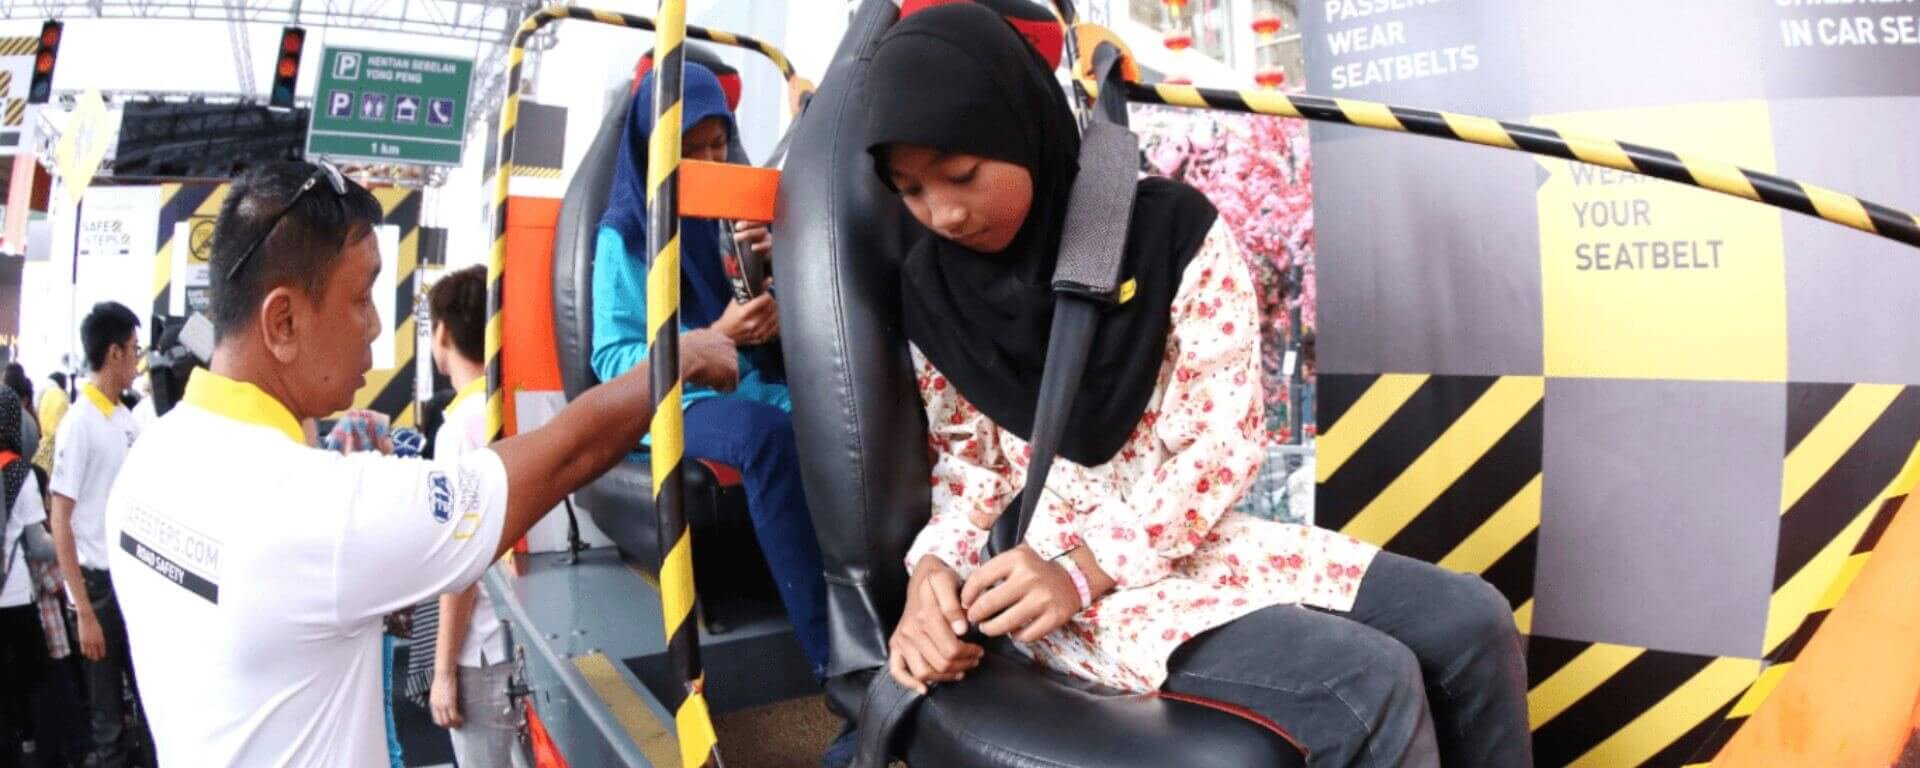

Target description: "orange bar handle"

left=678, top=159, right=779, bottom=223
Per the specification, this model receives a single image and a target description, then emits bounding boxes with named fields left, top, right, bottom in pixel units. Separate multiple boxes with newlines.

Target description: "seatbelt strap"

left=851, top=41, right=1139, bottom=768
left=996, top=118, right=1139, bottom=553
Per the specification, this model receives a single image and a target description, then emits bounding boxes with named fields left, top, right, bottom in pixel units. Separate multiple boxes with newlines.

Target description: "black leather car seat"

left=775, top=2, right=1308, bottom=765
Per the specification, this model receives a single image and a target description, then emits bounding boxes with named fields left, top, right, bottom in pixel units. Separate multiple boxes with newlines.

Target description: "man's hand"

left=680, top=329, right=740, bottom=391
left=710, top=294, right=779, bottom=348
left=430, top=671, right=464, bottom=729
left=888, top=555, right=984, bottom=694
left=961, top=545, right=1081, bottom=643
left=733, top=222, right=772, bottom=258
left=76, top=608, right=105, bottom=661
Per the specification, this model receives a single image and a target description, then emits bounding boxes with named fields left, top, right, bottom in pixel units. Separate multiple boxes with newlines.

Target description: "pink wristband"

left=1057, top=556, right=1093, bottom=610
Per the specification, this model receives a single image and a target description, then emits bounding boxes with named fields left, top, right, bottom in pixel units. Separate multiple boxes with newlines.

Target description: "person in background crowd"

left=0, top=388, right=52, bottom=768
left=48, top=302, right=149, bottom=768
left=42, top=374, right=68, bottom=409
left=419, top=265, right=523, bottom=766
left=418, top=387, right=456, bottom=461
left=2, top=370, right=88, bottom=768
left=33, top=374, right=68, bottom=477
left=4, top=366, right=39, bottom=468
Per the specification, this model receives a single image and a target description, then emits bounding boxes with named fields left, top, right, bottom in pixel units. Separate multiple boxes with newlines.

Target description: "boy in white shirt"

left=48, top=301, right=146, bottom=768
left=422, top=265, right=520, bottom=765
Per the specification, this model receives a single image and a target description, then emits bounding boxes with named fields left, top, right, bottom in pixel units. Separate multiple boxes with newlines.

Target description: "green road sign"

left=307, top=46, right=472, bottom=166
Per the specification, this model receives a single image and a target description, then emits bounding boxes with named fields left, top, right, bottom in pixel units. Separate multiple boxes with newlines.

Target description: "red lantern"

left=1162, top=0, right=1188, bottom=10
left=1255, top=68, right=1287, bottom=88
left=1251, top=14, right=1282, bottom=38
left=1163, top=32, right=1193, bottom=52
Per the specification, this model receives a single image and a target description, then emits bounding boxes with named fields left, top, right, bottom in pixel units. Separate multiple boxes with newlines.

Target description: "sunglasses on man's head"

left=225, top=160, right=349, bottom=281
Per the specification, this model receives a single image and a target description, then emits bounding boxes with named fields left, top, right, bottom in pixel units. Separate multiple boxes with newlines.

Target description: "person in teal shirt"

left=591, top=63, right=832, bottom=702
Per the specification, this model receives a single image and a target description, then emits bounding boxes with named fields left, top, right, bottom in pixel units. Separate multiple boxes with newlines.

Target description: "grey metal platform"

left=485, top=546, right=819, bottom=766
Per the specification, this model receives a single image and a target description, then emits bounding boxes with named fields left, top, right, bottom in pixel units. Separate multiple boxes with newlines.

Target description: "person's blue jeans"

left=683, top=396, right=831, bottom=679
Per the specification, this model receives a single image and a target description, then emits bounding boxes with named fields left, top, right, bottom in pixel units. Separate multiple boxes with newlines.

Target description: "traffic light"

left=28, top=20, right=61, bottom=105
left=269, top=26, right=304, bottom=110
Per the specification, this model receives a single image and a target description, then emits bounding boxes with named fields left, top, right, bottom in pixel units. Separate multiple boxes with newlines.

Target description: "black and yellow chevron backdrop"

left=1317, top=375, right=1920, bottom=765
left=1318, top=374, right=1543, bottom=630
left=149, top=183, right=424, bottom=426
left=0, top=39, right=30, bottom=133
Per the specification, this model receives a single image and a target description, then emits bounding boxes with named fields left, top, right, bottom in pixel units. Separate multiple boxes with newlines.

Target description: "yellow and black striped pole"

left=483, top=6, right=795, bottom=765
left=483, top=9, right=540, bottom=447
left=641, top=0, right=722, bottom=766
left=1110, top=80, right=1920, bottom=251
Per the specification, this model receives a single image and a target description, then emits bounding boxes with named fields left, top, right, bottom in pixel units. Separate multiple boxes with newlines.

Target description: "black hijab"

left=866, top=4, right=1220, bottom=466
left=0, top=388, right=26, bottom=514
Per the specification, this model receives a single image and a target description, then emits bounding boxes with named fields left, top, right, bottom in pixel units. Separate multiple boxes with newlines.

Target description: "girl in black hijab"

left=865, top=6, right=1530, bottom=766
left=0, top=385, right=54, bottom=763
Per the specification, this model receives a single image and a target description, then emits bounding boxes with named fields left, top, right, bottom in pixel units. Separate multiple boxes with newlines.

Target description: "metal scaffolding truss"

left=0, top=0, right=547, bottom=139
left=0, top=0, right=532, bottom=44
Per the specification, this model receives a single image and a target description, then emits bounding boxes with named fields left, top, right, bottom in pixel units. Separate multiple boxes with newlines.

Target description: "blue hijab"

left=600, top=62, right=737, bottom=331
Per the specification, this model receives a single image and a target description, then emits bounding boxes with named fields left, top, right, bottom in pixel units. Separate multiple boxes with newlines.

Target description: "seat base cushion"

left=578, top=458, right=778, bottom=631
left=579, top=459, right=667, bottom=567
left=842, top=653, right=1306, bottom=768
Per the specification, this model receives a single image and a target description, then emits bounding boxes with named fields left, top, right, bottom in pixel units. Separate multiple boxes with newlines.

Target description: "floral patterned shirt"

left=906, top=220, right=1380, bottom=692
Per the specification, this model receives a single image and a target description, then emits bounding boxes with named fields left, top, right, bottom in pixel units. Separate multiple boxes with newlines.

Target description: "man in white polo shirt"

left=48, top=300, right=147, bottom=768
left=104, top=161, right=737, bottom=766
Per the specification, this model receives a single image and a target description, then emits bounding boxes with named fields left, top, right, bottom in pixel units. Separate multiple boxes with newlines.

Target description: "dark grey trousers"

left=1161, top=552, right=1532, bottom=767
left=80, top=570, right=149, bottom=768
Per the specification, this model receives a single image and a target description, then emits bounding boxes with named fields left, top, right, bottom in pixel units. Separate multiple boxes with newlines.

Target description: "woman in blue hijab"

left=591, top=64, right=830, bottom=687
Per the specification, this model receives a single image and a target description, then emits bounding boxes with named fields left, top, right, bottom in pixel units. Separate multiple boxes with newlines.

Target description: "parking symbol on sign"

left=359, top=93, right=387, bottom=121
left=333, top=52, right=361, bottom=81
left=394, top=95, right=420, bottom=124
left=428, top=98, right=455, bottom=127
left=327, top=91, right=354, bottom=118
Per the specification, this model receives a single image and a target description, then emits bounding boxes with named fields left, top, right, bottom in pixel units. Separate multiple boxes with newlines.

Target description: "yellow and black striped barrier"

left=639, top=1, right=718, bottom=766
left=1112, top=81, right=1920, bottom=252
left=483, top=5, right=796, bottom=766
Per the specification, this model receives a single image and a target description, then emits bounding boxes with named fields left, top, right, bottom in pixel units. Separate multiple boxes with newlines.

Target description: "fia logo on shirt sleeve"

left=452, top=465, right=485, bottom=541
left=428, top=471, right=453, bottom=524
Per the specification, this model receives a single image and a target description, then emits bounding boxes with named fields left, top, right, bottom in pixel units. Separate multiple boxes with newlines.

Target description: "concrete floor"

left=711, top=695, right=844, bottom=768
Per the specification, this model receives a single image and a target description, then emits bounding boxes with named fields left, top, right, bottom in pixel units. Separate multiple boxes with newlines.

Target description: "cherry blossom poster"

left=1135, top=105, right=1316, bottom=524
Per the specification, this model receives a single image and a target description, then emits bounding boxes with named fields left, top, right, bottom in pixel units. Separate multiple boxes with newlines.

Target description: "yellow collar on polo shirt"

left=445, top=377, right=486, bottom=420
left=80, top=381, right=117, bottom=418
left=181, top=369, right=305, bottom=445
